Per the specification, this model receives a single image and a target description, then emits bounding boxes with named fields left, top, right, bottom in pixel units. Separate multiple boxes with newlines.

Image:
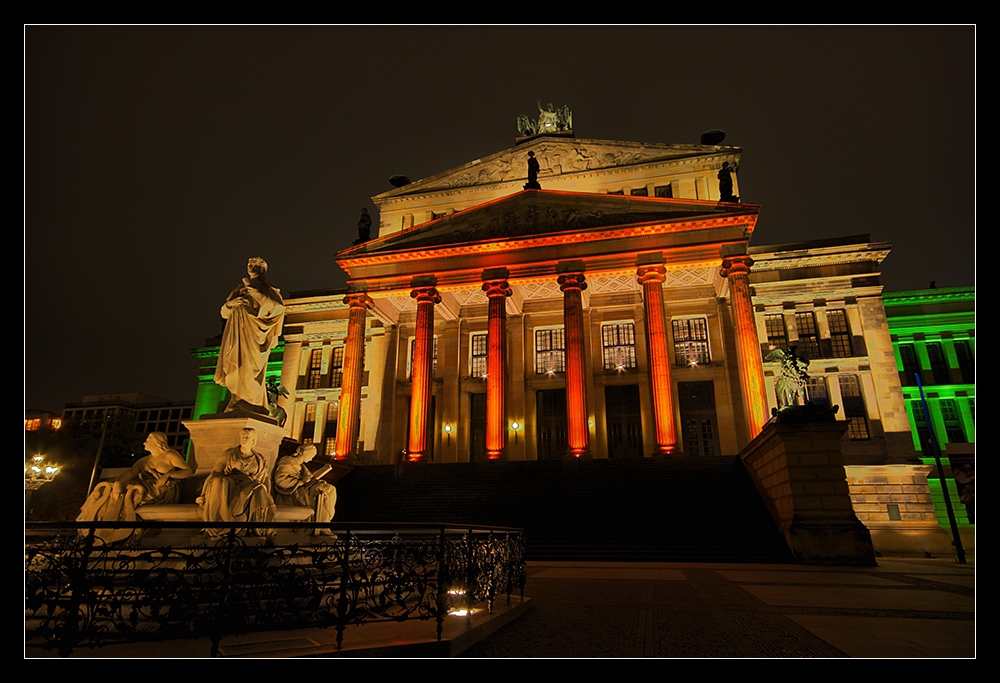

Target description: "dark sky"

left=24, top=25, right=976, bottom=414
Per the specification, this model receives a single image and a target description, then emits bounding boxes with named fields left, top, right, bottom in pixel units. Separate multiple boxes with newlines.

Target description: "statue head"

left=247, top=257, right=268, bottom=277
left=238, top=428, right=258, bottom=450
left=145, top=432, right=170, bottom=453
left=295, top=443, right=318, bottom=463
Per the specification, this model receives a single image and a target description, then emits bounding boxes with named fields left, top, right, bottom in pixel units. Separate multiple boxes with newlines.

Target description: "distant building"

left=62, top=392, right=194, bottom=453
left=884, top=287, right=975, bottom=525
left=25, top=409, right=62, bottom=432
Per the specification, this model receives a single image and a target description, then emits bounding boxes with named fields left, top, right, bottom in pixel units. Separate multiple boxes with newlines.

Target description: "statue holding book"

left=272, top=443, right=337, bottom=534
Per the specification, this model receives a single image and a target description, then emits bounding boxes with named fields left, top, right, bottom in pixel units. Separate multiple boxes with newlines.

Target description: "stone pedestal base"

left=844, top=464, right=957, bottom=557
left=783, top=517, right=877, bottom=566
left=182, top=412, right=289, bottom=475
left=740, top=406, right=876, bottom=565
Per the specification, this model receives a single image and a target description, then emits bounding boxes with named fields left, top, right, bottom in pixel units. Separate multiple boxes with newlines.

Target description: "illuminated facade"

left=265, top=133, right=917, bottom=474
left=884, top=287, right=975, bottom=527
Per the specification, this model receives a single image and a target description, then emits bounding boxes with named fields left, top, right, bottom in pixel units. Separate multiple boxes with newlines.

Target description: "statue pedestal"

left=741, top=406, right=877, bottom=565
left=182, top=412, right=289, bottom=476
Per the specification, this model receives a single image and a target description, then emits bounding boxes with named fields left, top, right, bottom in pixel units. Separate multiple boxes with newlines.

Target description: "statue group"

left=517, top=100, right=573, bottom=137
left=197, top=428, right=337, bottom=537
left=78, top=428, right=338, bottom=541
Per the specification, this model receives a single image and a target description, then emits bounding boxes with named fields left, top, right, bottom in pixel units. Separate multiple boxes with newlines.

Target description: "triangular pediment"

left=341, top=190, right=755, bottom=259
left=374, top=137, right=741, bottom=199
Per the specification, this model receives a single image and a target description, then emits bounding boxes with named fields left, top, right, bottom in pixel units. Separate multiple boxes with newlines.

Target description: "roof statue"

left=517, top=100, right=573, bottom=137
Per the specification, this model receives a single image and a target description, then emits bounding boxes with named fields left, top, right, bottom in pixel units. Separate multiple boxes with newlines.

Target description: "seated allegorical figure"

left=272, top=442, right=337, bottom=535
left=198, top=427, right=276, bottom=536
left=76, top=432, right=194, bottom=543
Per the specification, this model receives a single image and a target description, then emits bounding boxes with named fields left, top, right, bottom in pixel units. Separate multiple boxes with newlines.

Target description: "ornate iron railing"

left=25, top=522, right=526, bottom=657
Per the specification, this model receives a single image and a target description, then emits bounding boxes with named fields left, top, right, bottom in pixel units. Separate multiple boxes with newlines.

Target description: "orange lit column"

left=482, top=275, right=512, bottom=460
left=408, top=285, right=441, bottom=462
left=334, top=291, right=373, bottom=460
left=637, top=264, right=677, bottom=456
left=720, top=256, right=768, bottom=438
left=558, top=271, right=590, bottom=458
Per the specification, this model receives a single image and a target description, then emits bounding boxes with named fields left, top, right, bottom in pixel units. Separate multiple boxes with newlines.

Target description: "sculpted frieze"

left=439, top=143, right=670, bottom=190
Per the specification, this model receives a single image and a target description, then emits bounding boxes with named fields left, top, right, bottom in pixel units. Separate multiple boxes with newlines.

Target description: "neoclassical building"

left=259, top=130, right=917, bottom=471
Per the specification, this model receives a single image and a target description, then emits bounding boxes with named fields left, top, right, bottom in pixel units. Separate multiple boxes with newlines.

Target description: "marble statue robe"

left=214, top=275, right=285, bottom=411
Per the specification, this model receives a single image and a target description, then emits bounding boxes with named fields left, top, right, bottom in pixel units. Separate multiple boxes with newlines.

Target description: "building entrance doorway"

left=679, top=381, right=721, bottom=456
left=469, top=392, right=487, bottom=462
left=536, top=389, right=568, bottom=460
left=605, top=384, right=641, bottom=458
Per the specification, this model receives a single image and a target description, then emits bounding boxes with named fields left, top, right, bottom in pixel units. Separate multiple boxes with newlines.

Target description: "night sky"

left=24, top=25, right=976, bottom=415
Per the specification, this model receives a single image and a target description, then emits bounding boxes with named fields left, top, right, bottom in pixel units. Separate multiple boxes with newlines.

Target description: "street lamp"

left=25, top=454, right=60, bottom=508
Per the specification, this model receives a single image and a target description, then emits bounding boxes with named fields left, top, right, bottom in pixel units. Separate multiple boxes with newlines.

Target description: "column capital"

left=343, top=292, right=374, bottom=309
left=720, top=256, right=754, bottom=277
left=637, top=263, right=667, bottom=285
left=557, top=272, right=587, bottom=292
left=410, top=286, right=442, bottom=305
left=482, top=279, right=513, bottom=298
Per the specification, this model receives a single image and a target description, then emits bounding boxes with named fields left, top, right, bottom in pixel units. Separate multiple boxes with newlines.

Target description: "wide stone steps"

left=334, top=457, right=792, bottom=563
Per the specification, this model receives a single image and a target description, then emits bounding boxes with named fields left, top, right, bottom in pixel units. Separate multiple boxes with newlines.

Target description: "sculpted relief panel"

left=443, top=143, right=665, bottom=190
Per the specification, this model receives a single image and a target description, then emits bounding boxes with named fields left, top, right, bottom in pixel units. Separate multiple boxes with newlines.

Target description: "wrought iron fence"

left=25, top=521, right=526, bottom=657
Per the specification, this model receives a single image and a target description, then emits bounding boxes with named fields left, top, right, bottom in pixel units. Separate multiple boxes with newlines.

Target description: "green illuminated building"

left=884, top=286, right=975, bottom=533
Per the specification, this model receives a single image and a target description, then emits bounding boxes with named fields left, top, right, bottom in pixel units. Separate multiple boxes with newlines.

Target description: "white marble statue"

left=77, top=432, right=194, bottom=543
left=198, top=427, right=276, bottom=536
left=214, top=257, right=285, bottom=414
left=273, top=443, right=337, bottom=534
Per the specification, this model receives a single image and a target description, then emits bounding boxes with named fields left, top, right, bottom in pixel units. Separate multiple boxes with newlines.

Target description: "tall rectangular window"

left=926, top=342, right=951, bottom=384
left=794, top=312, right=820, bottom=360
left=899, top=344, right=920, bottom=386
left=322, top=403, right=339, bottom=457
left=940, top=399, right=966, bottom=443
left=307, top=348, right=323, bottom=389
left=839, top=376, right=870, bottom=440
left=827, top=310, right=853, bottom=358
left=535, top=328, right=565, bottom=374
left=302, top=404, right=317, bottom=444
left=764, top=314, right=788, bottom=350
left=329, top=347, right=345, bottom=389
left=672, top=317, right=710, bottom=366
left=470, top=333, right=488, bottom=378
left=954, top=340, right=975, bottom=384
left=806, top=377, right=829, bottom=406
left=910, top=400, right=932, bottom=451
left=602, top=322, right=636, bottom=370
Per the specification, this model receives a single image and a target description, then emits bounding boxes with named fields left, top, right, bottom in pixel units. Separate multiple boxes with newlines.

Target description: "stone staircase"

left=334, top=456, right=792, bottom=563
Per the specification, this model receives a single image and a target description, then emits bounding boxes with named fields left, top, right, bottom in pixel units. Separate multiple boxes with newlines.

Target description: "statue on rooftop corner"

left=77, top=432, right=193, bottom=543
left=354, top=208, right=371, bottom=245
left=273, top=443, right=337, bottom=535
left=214, top=257, right=285, bottom=415
left=766, top=345, right=810, bottom=408
left=718, top=161, right=739, bottom=202
left=524, top=151, right=541, bottom=190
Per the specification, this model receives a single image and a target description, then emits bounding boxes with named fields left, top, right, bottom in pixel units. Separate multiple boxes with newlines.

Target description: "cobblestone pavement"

left=458, top=558, right=975, bottom=658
